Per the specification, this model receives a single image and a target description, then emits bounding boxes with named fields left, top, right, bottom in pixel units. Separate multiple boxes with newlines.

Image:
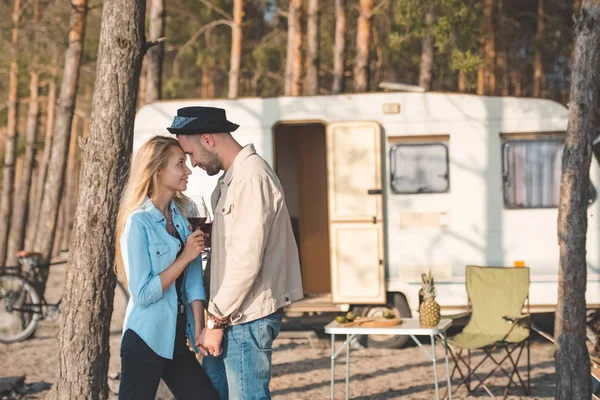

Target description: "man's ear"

left=201, top=133, right=216, bottom=149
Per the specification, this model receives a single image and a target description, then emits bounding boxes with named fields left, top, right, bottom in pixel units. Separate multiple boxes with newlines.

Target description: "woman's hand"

left=180, top=230, right=205, bottom=263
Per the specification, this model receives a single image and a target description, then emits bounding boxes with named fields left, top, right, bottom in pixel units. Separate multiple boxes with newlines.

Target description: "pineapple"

left=419, top=271, right=441, bottom=327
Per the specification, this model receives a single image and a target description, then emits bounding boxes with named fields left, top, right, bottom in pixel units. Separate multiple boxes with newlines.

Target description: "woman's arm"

left=122, top=216, right=163, bottom=307
left=191, top=300, right=205, bottom=330
left=158, top=230, right=205, bottom=292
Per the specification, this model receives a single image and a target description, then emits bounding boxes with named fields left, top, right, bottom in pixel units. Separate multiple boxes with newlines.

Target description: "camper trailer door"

left=327, top=121, right=386, bottom=304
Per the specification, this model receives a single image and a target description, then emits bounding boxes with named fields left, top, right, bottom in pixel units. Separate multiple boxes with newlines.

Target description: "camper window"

left=502, top=138, right=597, bottom=208
left=390, top=142, right=449, bottom=194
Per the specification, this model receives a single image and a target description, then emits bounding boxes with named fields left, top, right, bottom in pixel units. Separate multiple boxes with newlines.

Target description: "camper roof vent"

left=379, top=82, right=426, bottom=93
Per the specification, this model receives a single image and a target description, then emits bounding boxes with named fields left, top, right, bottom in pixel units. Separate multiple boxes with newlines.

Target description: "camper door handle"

left=368, top=189, right=382, bottom=195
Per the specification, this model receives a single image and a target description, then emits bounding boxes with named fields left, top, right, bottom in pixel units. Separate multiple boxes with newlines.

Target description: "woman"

left=115, top=136, right=219, bottom=399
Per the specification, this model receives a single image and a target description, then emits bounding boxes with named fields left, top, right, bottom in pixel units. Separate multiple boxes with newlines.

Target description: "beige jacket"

left=207, top=144, right=303, bottom=325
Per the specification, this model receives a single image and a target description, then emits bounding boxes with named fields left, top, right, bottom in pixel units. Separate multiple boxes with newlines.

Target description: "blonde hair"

left=115, top=135, right=189, bottom=285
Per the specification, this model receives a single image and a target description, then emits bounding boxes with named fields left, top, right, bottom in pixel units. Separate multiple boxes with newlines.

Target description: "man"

left=167, top=106, right=303, bottom=399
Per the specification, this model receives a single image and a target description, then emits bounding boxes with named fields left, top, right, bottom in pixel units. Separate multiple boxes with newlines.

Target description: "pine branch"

left=198, top=0, right=232, bottom=20
left=172, top=19, right=235, bottom=77
left=145, top=37, right=166, bottom=50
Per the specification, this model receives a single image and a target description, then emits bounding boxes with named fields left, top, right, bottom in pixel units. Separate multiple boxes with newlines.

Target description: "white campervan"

left=134, top=91, right=600, bottom=348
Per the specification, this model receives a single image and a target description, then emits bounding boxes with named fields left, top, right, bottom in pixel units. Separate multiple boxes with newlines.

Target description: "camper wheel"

left=355, top=292, right=412, bottom=349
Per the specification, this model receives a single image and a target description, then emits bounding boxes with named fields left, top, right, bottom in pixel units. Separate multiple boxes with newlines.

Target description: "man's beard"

left=200, top=147, right=221, bottom=176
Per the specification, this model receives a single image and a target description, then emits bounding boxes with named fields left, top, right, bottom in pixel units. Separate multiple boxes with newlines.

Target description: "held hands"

left=199, top=327, right=224, bottom=357
left=181, top=230, right=205, bottom=263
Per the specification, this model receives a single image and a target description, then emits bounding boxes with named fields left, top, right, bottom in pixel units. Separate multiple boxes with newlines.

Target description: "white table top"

left=324, top=318, right=452, bottom=335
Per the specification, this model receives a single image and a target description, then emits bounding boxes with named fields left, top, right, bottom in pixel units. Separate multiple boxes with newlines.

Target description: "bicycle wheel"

left=110, top=280, right=129, bottom=335
left=0, top=275, right=41, bottom=344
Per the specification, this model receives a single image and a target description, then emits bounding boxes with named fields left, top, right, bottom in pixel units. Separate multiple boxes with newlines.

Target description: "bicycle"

left=0, top=251, right=130, bottom=344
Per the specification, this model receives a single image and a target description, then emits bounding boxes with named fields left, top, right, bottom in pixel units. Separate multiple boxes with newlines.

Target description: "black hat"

left=167, top=106, right=239, bottom=135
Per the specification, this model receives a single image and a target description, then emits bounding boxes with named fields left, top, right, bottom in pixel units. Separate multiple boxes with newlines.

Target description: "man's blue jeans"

left=203, top=313, right=282, bottom=400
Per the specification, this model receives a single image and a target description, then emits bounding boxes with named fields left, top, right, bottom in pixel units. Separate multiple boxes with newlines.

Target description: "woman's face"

left=157, top=146, right=192, bottom=193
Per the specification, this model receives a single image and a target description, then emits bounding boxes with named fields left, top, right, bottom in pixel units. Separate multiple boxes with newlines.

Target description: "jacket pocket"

left=148, top=244, right=172, bottom=274
left=216, top=202, right=233, bottom=216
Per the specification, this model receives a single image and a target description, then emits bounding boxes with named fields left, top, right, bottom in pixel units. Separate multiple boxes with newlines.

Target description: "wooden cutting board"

left=340, top=317, right=402, bottom=328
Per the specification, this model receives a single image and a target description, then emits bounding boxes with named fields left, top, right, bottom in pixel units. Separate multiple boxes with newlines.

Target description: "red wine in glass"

left=200, top=222, right=212, bottom=248
left=188, top=217, right=207, bottom=232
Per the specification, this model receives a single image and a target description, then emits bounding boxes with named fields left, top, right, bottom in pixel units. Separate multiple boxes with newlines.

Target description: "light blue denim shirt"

left=120, top=197, right=206, bottom=359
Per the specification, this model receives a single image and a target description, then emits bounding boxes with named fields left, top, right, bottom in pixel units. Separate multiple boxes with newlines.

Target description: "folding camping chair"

left=447, top=266, right=531, bottom=399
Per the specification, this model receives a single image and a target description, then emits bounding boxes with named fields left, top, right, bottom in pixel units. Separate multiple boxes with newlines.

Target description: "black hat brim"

left=167, top=121, right=239, bottom=135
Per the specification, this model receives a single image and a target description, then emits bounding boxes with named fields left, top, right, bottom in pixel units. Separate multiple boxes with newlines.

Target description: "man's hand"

left=195, top=325, right=209, bottom=356
left=204, top=327, right=224, bottom=357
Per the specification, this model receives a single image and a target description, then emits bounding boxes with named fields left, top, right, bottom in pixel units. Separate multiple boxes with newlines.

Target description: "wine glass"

left=187, top=196, right=212, bottom=258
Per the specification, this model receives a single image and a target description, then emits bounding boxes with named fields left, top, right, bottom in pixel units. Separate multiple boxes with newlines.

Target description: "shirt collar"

left=142, top=196, right=181, bottom=222
left=222, top=144, right=256, bottom=185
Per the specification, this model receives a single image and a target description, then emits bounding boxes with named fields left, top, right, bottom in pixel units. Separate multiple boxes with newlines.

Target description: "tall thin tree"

left=284, top=0, right=302, bottom=96
left=34, top=0, right=88, bottom=265
left=304, top=0, right=319, bottom=95
left=228, top=0, right=243, bottom=99
left=355, top=0, right=373, bottom=92
left=0, top=0, right=22, bottom=265
left=27, top=57, right=57, bottom=251
left=52, top=0, right=146, bottom=395
left=554, top=2, right=599, bottom=399
left=332, top=0, right=346, bottom=94
left=419, top=3, right=435, bottom=91
left=7, top=71, right=40, bottom=266
left=146, top=0, right=165, bottom=102
left=533, top=0, right=545, bottom=97
left=477, top=0, right=495, bottom=95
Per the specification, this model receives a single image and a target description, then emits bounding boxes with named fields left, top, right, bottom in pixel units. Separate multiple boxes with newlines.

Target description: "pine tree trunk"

left=284, top=0, right=302, bottom=96
left=138, top=56, right=147, bottom=108
left=6, top=71, right=40, bottom=266
left=331, top=0, right=346, bottom=94
left=533, top=0, right=545, bottom=97
left=146, top=0, right=164, bottom=102
left=484, top=0, right=495, bottom=94
left=61, top=116, right=79, bottom=251
left=228, top=0, right=243, bottom=99
left=0, top=0, right=22, bottom=265
left=512, top=70, right=522, bottom=96
left=51, top=0, right=145, bottom=396
left=418, top=4, right=434, bottom=91
left=458, top=70, right=466, bottom=92
left=554, top=2, right=599, bottom=399
left=34, top=0, right=88, bottom=265
left=497, top=50, right=509, bottom=96
left=53, top=198, right=65, bottom=258
left=27, top=59, right=57, bottom=251
left=304, top=0, right=319, bottom=95
left=354, top=0, right=372, bottom=92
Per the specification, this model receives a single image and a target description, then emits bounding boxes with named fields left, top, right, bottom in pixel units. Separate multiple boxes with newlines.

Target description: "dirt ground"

left=1, top=262, right=560, bottom=399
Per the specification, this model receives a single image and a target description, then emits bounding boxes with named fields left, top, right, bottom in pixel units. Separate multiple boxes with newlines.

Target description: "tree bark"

left=0, top=0, right=22, bottom=265
left=34, top=0, right=88, bottom=264
left=574, top=0, right=583, bottom=15
left=61, top=116, right=80, bottom=251
left=27, top=58, right=57, bottom=251
left=146, top=0, right=164, bottom=102
left=554, top=2, right=600, bottom=399
left=284, top=0, right=302, bottom=96
left=6, top=71, right=40, bottom=266
left=354, top=0, right=373, bottom=92
left=458, top=70, right=467, bottom=92
left=52, top=0, right=146, bottom=396
left=304, top=0, right=319, bottom=95
left=331, top=0, right=346, bottom=94
left=228, top=0, right=243, bottom=99
left=533, top=0, right=545, bottom=97
left=497, top=50, right=509, bottom=96
left=484, top=0, right=495, bottom=95
left=419, top=4, right=435, bottom=91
